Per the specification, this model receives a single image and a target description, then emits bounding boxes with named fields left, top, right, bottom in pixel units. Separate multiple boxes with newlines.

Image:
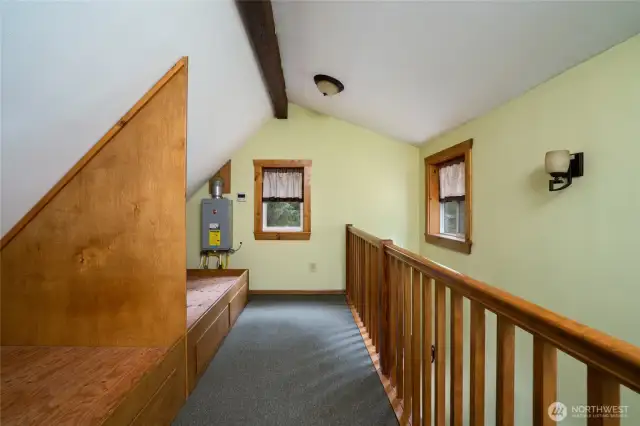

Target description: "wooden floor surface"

left=1, top=346, right=167, bottom=426
left=186, top=276, right=240, bottom=329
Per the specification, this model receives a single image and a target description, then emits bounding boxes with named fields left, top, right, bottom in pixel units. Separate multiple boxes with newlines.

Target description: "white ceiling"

left=1, top=1, right=271, bottom=235
left=273, top=1, right=640, bottom=144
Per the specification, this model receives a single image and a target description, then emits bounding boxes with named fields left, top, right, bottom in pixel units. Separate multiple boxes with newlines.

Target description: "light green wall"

left=187, top=104, right=420, bottom=290
left=419, top=35, right=640, bottom=425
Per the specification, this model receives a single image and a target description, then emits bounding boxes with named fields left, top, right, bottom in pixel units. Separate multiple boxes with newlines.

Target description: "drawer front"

left=130, top=364, right=186, bottom=426
left=229, top=283, right=248, bottom=327
left=104, top=338, right=186, bottom=426
left=195, top=305, right=230, bottom=376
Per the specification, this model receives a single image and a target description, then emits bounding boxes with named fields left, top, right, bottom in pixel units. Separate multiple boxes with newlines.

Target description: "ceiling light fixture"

left=314, top=74, right=344, bottom=97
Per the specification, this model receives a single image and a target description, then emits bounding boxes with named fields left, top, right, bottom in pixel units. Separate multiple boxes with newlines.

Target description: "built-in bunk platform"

left=186, top=269, right=249, bottom=393
left=0, top=339, right=185, bottom=426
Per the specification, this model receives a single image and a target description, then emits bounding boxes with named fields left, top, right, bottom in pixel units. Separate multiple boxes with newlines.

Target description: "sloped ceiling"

left=273, top=1, right=640, bottom=144
left=0, top=1, right=272, bottom=236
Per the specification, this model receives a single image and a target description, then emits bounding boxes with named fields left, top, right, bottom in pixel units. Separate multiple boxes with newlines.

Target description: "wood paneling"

left=0, top=58, right=187, bottom=250
left=236, top=0, right=288, bottom=119
left=1, top=61, right=187, bottom=346
left=209, top=160, right=231, bottom=194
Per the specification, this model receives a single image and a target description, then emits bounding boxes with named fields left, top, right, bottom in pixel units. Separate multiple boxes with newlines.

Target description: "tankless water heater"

left=201, top=198, right=233, bottom=251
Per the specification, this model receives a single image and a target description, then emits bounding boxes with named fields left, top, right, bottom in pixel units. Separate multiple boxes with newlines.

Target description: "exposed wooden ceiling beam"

left=236, top=0, right=288, bottom=119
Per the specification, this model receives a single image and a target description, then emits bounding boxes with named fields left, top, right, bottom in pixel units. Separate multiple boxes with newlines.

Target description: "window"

left=253, top=160, right=312, bottom=240
left=424, top=140, right=472, bottom=254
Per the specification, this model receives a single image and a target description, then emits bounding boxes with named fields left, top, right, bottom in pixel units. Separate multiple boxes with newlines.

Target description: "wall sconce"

left=545, top=150, right=584, bottom=191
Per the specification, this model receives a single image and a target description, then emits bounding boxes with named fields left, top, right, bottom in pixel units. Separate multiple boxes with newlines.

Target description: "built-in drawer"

left=104, top=337, right=186, bottom=426
left=229, top=283, right=248, bottom=327
left=195, top=305, right=230, bottom=376
left=130, top=364, right=186, bottom=426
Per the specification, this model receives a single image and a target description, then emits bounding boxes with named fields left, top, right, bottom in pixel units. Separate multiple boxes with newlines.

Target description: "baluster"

left=423, top=277, right=433, bottom=426
left=412, top=269, right=422, bottom=426
left=497, top=317, right=515, bottom=426
left=470, top=302, right=486, bottom=426
left=372, top=245, right=378, bottom=350
left=450, top=291, right=463, bottom=426
left=435, top=282, right=446, bottom=426
left=369, top=243, right=374, bottom=335
left=396, top=260, right=404, bottom=400
left=587, top=367, right=620, bottom=426
left=533, top=336, right=557, bottom=426
left=389, top=257, right=398, bottom=387
left=380, top=241, right=391, bottom=376
left=364, top=242, right=369, bottom=332
left=402, top=264, right=413, bottom=425
left=358, top=238, right=364, bottom=323
left=347, top=229, right=352, bottom=304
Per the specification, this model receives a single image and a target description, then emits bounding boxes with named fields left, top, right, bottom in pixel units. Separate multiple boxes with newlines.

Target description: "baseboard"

left=249, top=290, right=345, bottom=295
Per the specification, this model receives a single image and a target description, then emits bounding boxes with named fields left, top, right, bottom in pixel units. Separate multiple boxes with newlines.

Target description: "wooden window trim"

left=424, top=139, right=473, bottom=254
left=253, top=159, right=312, bottom=241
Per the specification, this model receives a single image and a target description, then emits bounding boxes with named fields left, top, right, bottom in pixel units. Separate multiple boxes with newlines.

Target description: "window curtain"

left=263, top=168, right=303, bottom=201
left=439, top=162, right=465, bottom=200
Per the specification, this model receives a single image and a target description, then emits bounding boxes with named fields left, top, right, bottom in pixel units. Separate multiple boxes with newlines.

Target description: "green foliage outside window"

left=266, top=202, right=301, bottom=227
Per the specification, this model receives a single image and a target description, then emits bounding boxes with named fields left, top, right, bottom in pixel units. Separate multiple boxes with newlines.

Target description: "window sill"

left=424, top=233, right=472, bottom=254
left=254, top=231, right=311, bottom=241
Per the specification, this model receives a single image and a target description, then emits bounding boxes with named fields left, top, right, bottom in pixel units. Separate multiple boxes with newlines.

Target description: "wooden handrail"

left=381, top=239, right=640, bottom=393
left=347, top=224, right=381, bottom=246
left=347, top=224, right=640, bottom=425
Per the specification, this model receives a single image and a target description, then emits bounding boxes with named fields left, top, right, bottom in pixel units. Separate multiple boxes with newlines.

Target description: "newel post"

left=345, top=224, right=353, bottom=305
left=379, top=238, right=393, bottom=376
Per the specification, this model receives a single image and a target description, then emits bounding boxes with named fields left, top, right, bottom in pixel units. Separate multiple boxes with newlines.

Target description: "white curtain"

left=439, top=162, right=465, bottom=198
left=263, top=168, right=303, bottom=200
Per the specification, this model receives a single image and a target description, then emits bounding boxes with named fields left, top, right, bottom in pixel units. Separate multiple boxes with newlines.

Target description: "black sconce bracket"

left=549, top=152, right=584, bottom=192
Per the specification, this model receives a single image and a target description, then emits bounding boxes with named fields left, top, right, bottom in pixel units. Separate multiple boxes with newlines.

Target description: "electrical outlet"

left=309, top=262, right=317, bottom=273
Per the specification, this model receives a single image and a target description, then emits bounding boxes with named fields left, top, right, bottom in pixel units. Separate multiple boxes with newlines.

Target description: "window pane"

left=458, top=200, right=465, bottom=234
left=266, top=202, right=301, bottom=227
left=442, top=201, right=458, bottom=234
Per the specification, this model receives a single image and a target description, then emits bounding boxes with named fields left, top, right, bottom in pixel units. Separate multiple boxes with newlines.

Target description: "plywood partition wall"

left=1, top=58, right=188, bottom=347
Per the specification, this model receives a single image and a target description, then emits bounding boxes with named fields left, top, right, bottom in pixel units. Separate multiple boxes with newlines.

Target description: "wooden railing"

left=345, top=224, right=640, bottom=426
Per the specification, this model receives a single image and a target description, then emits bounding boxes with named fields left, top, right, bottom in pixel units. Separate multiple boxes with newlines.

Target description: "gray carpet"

left=173, top=295, right=398, bottom=426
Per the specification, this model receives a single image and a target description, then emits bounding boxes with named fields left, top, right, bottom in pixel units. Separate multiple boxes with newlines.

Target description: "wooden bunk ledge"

left=0, top=56, right=188, bottom=251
